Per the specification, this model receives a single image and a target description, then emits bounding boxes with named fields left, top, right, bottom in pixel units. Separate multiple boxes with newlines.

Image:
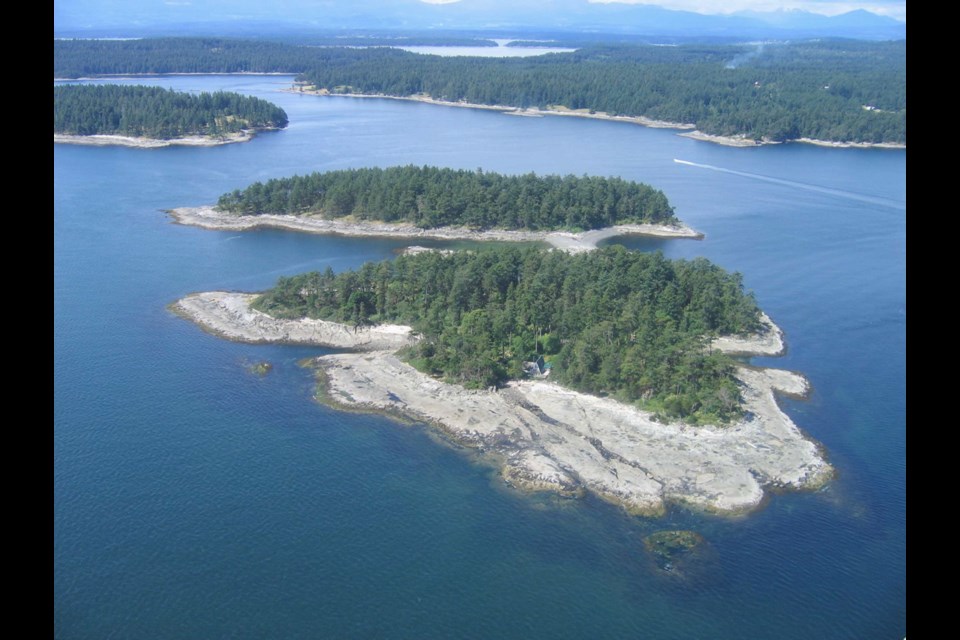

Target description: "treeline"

left=54, top=84, right=288, bottom=139
left=53, top=38, right=315, bottom=77
left=53, top=37, right=496, bottom=77
left=54, top=37, right=905, bottom=144
left=254, top=245, right=761, bottom=424
left=298, top=42, right=905, bottom=143
left=215, top=166, right=677, bottom=230
left=291, top=35, right=498, bottom=47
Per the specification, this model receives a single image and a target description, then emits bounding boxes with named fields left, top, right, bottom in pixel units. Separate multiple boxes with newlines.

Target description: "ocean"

left=54, top=75, right=906, bottom=639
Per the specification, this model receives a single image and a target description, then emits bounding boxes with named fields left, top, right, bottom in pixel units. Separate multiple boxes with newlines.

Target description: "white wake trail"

left=673, top=159, right=904, bottom=210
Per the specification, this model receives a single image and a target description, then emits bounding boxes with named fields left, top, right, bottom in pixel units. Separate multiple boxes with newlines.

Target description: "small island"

left=169, top=166, right=702, bottom=246
left=54, top=84, right=289, bottom=147
left=172, top=246, right=832, bottom=516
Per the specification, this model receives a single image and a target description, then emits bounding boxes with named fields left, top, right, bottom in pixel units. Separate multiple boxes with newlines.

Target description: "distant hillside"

left=54, top=0, right=906, bottom=41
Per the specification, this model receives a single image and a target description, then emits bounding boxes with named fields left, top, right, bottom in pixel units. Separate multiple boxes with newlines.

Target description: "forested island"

left=54, top=84, right=288, bottom=143
left=174, top=248, right=830, bottom=514
left=54, top=37, right=905, bottom=145
left=254, top=245, right=760, bottom=425
left=215, top=166, right=677, bottom=230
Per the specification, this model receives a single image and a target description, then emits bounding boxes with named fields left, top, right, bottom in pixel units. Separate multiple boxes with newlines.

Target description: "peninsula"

left=293, top=89, right=906, bottom=150
left=54, top=84, right=288, bottom=146
left=171, top=246, right=832, bottom=515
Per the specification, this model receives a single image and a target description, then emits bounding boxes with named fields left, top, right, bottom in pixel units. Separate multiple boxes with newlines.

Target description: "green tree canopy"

left=215, top=166, right=678, bottom=230
left=54, top=84, right=288, bottom=139
left=254, top=245, right=763, bottom=424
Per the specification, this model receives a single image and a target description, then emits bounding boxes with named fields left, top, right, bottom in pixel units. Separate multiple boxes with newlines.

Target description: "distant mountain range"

left=54, top=0, right=906, bottom=41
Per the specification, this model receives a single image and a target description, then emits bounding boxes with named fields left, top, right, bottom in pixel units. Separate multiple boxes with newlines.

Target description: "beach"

left=173, top=291, right=833, bottom=516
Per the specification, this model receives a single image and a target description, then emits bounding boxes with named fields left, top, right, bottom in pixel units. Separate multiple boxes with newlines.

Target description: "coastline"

left=172, top=291, right=833, bottom=517
left=793, top=137, right=907, bottom=150
left=678, top=131, right=772, bottom=148
left=289, top=86, right=696, bottom=131
left=167, top=205, right=704, bottom=248
left=291, top=86, right=905, bottom=150
left=711, top=312, right=785, bottom=355
left=171, top=291, right=419, bottom=350
left=54, top=72, right=296, bottom=81
left=54, top=130, right=263, bottom=148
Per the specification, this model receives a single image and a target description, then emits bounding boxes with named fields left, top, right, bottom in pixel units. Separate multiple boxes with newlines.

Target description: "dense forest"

left=54, top=38, right=313, bottom=77
left=215, top=166, right=677, bottom=230
left=297, top=42, right=905, bottom=143
left=291, top=35, right=498, bottom=47
left=254, top=245, right=761, bottom=424
left=54, top=37, right=905, bottom=144
left=54, top=84, right=288, bottom=139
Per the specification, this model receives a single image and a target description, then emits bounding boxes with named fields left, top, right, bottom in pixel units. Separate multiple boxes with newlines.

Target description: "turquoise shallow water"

left=54, top=76, right=905, bottom=639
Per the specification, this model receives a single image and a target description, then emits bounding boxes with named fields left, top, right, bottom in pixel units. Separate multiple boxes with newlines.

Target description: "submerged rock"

left=643, top=530, right=705, bottom=571
left=248, top=361, right=273, bottom=377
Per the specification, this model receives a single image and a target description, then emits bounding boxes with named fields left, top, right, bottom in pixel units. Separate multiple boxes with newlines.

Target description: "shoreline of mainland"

left=167, top=205, right=704, bottom=249
left=54, top=129, right=274, bottom=148
left=172, top=290, right=833, bottom=517
left=290, top=86, right=905, bottom=150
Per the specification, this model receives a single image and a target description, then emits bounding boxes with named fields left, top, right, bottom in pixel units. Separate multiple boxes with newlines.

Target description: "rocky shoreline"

left=172, top=291, right=833, bottom=517
left=53, top=130, right=269, bottom=148
left=677, top=131, right=772, bottom=148
left=171, top=291, right=419, bottom=350
left=290, top=87, right=904, bottom=149
left=167, top=205, right=703, bottom=249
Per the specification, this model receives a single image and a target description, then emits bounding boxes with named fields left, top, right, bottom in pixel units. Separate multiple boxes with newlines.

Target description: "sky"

left=53, top=0, right=908, bottom=30
left=424, top=0, right=907, bottom=20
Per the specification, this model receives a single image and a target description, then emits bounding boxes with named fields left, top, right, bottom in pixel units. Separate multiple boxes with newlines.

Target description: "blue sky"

left=594, top=1, right=904, bottom=20
left=54, top=0, right=908, bottom=27
left=421, top=0, right=906, bottom=19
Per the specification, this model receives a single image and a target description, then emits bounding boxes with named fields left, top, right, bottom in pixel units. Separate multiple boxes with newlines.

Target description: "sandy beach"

left=173, top=291, right=833, bottom=516
left=168, top=205, right=703, bottom=249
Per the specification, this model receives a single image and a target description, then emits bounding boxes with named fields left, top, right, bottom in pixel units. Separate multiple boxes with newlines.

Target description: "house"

left=522, top=354, right=551, bottom=377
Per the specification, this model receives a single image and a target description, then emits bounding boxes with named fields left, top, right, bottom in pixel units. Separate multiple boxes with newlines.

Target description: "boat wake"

left=673, top=159, right=904, bottom=210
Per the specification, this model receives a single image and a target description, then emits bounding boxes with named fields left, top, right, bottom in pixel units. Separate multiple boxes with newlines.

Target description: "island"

left=54, top=84, right=289, bottom=147
left=169, top=166, right=702, bottom=247
left=172, top=245, right=832, bottom=516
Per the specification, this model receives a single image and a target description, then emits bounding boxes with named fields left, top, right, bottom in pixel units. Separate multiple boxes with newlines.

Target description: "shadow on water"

left=597, top=236, right=675, bottom=253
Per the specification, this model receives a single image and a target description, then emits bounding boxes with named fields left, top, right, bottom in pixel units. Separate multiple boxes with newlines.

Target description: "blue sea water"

left=54, top=76, right=905, bottom=639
